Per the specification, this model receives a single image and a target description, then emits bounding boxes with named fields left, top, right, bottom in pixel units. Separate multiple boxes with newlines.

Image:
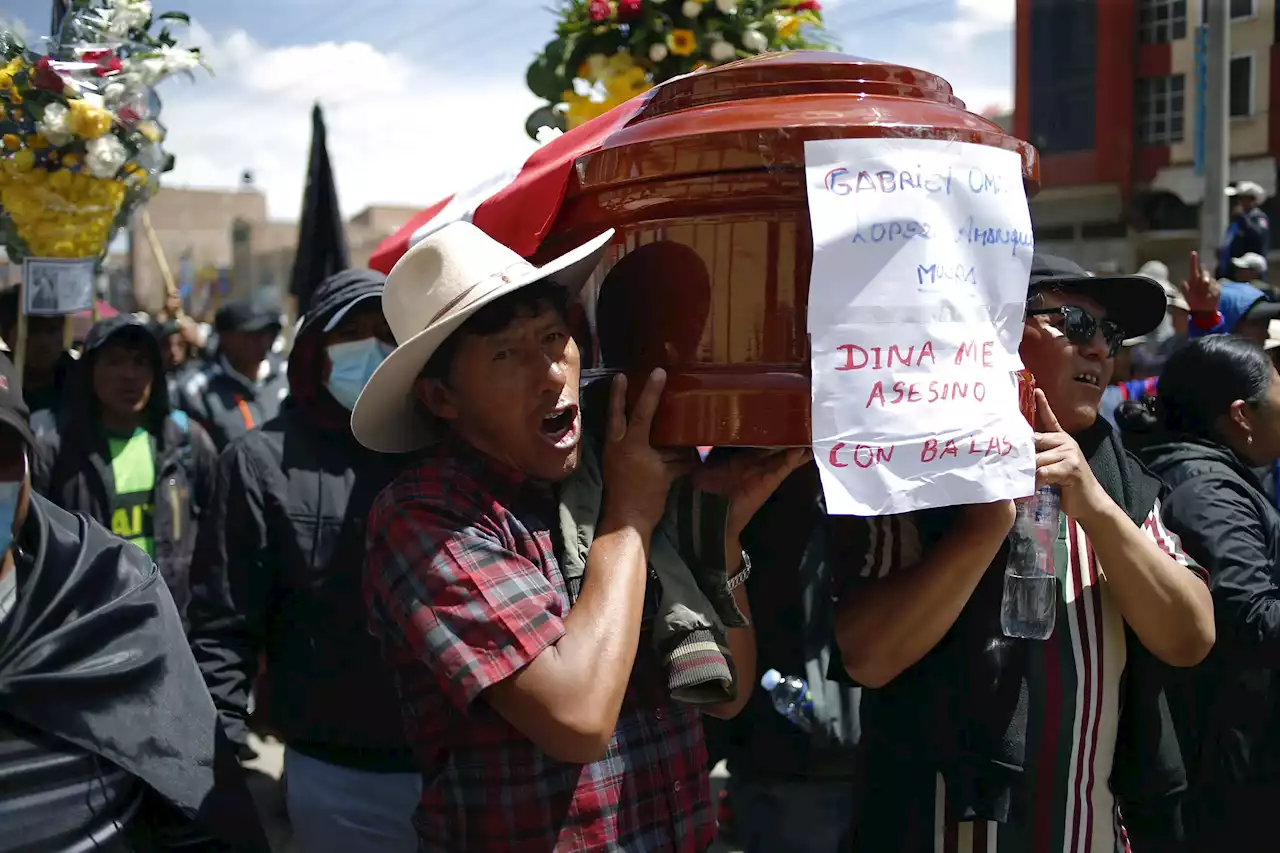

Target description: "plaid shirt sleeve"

left=366, top=496, right=568, bottom=712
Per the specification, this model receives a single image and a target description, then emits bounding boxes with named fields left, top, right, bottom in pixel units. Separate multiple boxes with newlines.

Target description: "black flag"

left=50, top=0, right=70, bottom=36
left=289, top=103, right=349, bottom=313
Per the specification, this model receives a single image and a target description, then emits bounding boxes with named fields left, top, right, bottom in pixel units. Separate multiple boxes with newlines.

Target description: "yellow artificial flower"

left=668, top=29, right=697, bottom=56
left=8, top=88, right=22, bottom=106
left=61, top=153, right=80, bottom=167
left=607, top=51, right=635, bottom=73
left=0, top=73, right=12, bottom=91
left=604, top=65, right=652, bottom=101
left=67, top=99, right=114, bottom=139
left=0, top=167, right=125, bottom=257
left=26, top=133, right=48, bottom=150
left=138, top=121, right=162, bottom=143
left=2, top=134, right=20, bottom=151
left=777, top=14, right=800, bottom=39
left=8, top=148, right=33, bottom=172
left=4, top=58, right=22, bottom=76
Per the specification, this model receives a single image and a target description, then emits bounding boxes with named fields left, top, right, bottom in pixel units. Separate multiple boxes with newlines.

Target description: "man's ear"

left=1229, top=398, right=1254, bottom=439
left=414, top=376, right=459, bottom=422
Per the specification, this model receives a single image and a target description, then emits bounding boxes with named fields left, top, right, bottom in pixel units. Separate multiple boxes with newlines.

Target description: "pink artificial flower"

left=588, top=0, right=613, bottom=22
left=617, top=0, right=643, bottom=22
left=30, top=57, right=65, bottom=93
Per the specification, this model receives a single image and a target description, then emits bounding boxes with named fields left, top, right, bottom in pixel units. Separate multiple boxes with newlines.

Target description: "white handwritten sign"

left=805, top=138, right=1036, bottom=516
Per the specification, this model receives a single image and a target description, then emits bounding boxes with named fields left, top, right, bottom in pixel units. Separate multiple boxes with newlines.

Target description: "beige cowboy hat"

left=351, top=221, right=613, bottom=453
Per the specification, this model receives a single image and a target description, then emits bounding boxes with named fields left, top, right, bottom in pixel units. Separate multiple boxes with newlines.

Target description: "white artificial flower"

left=535, top=126, right=564, bottom=145
left=649, top=42, right=669, bottom=62
left=715, top=0, right=738, bottom=12
left=85, top=134, right=127, bottom=179
left=125, top=48, right=201, bottom=87
left=682, top=0, right=703, bottom=18
left=102, top=82, right=126, bottom=104
left=742, top=28, right=769, bottom=53
left=709, top=38, right=737, bottom=62
left=115, top=0, right=152, bottom=31
left=38, top=103, right=73, bottom=147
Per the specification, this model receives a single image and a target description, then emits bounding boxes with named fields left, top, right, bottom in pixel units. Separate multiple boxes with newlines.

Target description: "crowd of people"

left=1, top=183, right=1280, bottom=853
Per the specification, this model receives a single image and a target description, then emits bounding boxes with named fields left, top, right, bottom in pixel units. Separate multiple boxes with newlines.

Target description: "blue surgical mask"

left=325, top=338, right=394, bottom=411
left=0, top=479, right=21, bottom=557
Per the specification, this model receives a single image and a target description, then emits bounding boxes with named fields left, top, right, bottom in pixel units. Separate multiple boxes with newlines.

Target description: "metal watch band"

left=726, top=550, right=752, bottom=592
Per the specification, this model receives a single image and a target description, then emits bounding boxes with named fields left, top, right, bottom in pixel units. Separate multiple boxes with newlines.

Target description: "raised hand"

left=1033, top=389, right=1109, bottom=520
left=1179, top=249, right=1220, bottom=315
left=693, top=448, right=811, bottom=545
left=600, top=369, right=690, bottom=533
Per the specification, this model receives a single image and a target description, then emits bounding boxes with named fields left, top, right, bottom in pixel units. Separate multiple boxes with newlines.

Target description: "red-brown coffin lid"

left=568, top=50, right=1039, bottom=198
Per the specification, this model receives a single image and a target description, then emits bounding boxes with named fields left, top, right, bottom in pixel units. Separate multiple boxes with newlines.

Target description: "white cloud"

left=940, top=0, right=1016, bottom=44
left=0, top=15, right=32, bottom=45
left=157, top=22, right=541, bottom=220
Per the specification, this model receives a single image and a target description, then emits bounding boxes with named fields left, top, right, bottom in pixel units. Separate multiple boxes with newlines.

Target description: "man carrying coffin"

left=834, top=253, right=1215, bottom=852
left=355, top=222, right=805, bottom=852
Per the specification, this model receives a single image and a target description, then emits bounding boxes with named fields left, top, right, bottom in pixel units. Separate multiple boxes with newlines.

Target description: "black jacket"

left=705, top=463, right=860, bottom=782
left=175, top=352, right=289, bottom=451
left=1141, top=435, right=1280, bottom=839
left=0, top=494, right=269, bottom=852
left=187, top=270, right=417, bottom=772
left=1218, top=206, right=1271, bottom=277
left=30, top=316, right=219, bottom=626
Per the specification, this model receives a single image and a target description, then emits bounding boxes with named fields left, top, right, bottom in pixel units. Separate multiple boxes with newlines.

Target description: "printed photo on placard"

left=21, top=258, right=96, bottom=317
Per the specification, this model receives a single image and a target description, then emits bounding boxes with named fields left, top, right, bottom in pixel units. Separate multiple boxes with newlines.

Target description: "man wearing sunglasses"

left=833, top=253, right=1215, bottom=852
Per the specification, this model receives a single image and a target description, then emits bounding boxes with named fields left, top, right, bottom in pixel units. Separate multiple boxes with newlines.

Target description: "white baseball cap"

left=1226, top=180, right=1268, bottom=202
left=1231, top=252, right=1269, bottom=275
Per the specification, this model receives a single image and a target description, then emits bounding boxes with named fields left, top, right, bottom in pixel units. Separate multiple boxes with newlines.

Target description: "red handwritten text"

left=920, top=435, right=1017, bottom=463
left=954, top=340, right=995, bottom=367
left=828, top=442, right=895, bottom=469
left=865, top=380, right=987, bottom=408
left=837, top=342, right=937, bottom=371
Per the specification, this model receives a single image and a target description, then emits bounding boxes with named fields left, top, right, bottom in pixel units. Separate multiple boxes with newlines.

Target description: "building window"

left=1230, top=54, right=1254, bottom=117
left=1028, top=0, right=1096, bottom=154
left=1231, top=0, right=1256, bottom=19
left=1136, top=75, right=1185, bottom=145
left=1138, top=0, right=1187, bottom=44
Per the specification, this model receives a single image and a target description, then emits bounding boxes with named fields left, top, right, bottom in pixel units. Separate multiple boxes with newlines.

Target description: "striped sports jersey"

left=849, top=502, right=1204, bottom=853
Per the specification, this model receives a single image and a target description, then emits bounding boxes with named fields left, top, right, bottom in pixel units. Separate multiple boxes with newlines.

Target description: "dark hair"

left=0, top=288, right=17, bottom=335
left=1156, top=334, right=1273, bottom=438
left=421, top=280, right=570, bottom=382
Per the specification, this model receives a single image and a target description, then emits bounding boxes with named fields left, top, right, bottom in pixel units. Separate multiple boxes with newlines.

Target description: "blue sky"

left=0, top=0, right=1013, bottom=220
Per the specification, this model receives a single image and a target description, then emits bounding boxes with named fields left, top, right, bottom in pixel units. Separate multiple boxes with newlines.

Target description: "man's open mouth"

left=1073, top=373, right=1099, bottom=388
left=539, top=404, right=580, bottom=448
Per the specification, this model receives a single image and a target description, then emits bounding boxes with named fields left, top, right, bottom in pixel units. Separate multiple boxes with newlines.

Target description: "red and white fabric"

left=369, top=90, right=662, bottom=273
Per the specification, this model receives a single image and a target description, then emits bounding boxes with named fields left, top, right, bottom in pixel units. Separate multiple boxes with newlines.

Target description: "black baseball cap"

left=0, top=351, right=35, bottom=449
left=1028, top=253, right=1169, bottom=340
left=215, top=299, right=283, bottom=334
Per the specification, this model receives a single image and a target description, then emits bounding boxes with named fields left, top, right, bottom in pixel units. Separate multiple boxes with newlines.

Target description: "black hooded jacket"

left=30, top=316, right=219, bottom=625
left=0, top=494, right=269, bottom=851
left=186, top=270, right=417, bottom=772
left=1140, top=435, right=1280, bottom=825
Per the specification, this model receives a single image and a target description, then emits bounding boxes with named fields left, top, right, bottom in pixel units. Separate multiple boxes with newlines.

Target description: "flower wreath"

left=525, top=0, right=831, bottom=139
left=0, top=0, right=205, bottom=265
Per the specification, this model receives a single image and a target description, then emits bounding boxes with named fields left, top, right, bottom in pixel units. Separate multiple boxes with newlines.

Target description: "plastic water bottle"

left=1000, top=486, right=1060, bottom=640
left=760, top=669, right=815, bottom=733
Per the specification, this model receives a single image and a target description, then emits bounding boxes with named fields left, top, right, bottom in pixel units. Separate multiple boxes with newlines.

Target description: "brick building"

left=126, top=178, right=419, bottom=318
left=1016, top=0, right=1279, bottom=271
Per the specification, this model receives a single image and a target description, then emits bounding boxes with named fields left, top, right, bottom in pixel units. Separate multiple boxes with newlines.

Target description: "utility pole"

left=1201, top=0, right=1230, bottom=264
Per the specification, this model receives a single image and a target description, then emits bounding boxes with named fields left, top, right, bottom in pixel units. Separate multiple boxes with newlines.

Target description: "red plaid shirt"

left=364, top=439, right=715, bottom=852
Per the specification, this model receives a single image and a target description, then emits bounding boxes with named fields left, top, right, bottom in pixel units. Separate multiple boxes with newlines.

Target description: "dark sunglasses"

left=1026, top=305, right=1127, bottom=357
